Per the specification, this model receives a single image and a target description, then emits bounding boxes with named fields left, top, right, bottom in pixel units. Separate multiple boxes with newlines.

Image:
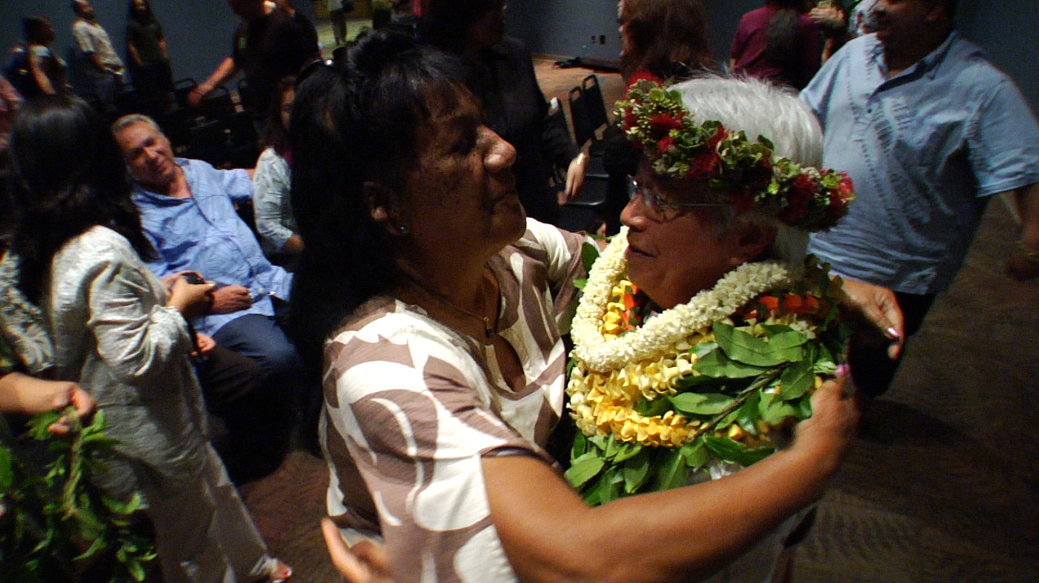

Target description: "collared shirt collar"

left=868, top=30, right=959, bottom=80
left=131, top=158, right=191, bottom=205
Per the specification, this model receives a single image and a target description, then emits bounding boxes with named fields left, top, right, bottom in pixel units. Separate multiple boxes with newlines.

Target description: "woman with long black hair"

left=0, top=94, right=291, bottom=583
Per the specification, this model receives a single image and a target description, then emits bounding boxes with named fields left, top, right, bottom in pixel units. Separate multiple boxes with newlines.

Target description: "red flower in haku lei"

left=837, top=172, right=853, bottom=196
left=690, top=151, right=718, bottom=176
left=708, top=127, right=729, bottom=149
left=622, top=108, right=637, bottom=131
left=628, top=71, right=663, bottom=86
left=657, top=135, right=675, bottom=155
left=649, top=113, right=683, bottom=140
left=779, top=174, right=815, bottom=224
left=823, top=172, right=854, bottom=224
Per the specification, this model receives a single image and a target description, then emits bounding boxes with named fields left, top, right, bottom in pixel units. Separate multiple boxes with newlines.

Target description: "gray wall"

left=0, top=0, right=317, bottom=93
left=510, top=0, right=1039, bottom=111
left=1, top=1, right=1036, bottom=110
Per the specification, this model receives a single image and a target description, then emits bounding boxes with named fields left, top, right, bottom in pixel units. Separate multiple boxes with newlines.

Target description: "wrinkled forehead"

left=115, top=121, right=165, bottom=152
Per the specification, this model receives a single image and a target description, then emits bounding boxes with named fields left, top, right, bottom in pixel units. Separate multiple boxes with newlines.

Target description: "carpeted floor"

left=237, top=60, right=1039, bottom=583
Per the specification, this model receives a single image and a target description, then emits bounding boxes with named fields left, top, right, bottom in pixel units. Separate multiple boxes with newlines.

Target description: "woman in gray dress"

left=1, top=93, right=292, bottom=583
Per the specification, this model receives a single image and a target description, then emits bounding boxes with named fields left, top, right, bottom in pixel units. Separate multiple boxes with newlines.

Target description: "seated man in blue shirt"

left=801, top=0, right=1039, bottom=399
left=111, top=114, right=304, bottom=411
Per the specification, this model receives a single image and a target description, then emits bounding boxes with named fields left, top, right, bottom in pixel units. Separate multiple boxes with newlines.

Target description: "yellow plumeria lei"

left=565, top=229, right=848, bottom=505
left=568, top=228, right=792, bottom=447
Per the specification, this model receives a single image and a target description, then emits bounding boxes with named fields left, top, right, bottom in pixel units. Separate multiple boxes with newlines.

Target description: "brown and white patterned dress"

left=323, top=220, right=590, bottom=583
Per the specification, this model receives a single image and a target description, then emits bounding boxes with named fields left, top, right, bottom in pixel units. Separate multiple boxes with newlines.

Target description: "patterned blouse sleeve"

left=325, top=314, right=541, bottom=580
left=252, top=149, right=295, bottom=251
left=517, top=218, right=595, bottom=324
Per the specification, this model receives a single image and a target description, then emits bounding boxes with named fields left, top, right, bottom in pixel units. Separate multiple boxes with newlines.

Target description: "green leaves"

left=692, top=347, right=769, bottom=379
left=670, top=392, right=733, bottom=416
left=704, top=436, right=775, bottom=467
left=581, top=241, right=602, bottom=274
left=565, top=452, right=605, bottom=489
left=1, top=407, right=156, bottom=582
left=711, top=321, right=806, bottom=367
left=567, top=295, right=848, bottom=506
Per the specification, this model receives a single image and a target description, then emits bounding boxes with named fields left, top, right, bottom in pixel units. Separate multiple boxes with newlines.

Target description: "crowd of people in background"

left=1, top=1, right=1038, bottom=582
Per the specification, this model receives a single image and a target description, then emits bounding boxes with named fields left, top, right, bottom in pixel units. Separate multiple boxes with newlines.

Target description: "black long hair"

left=288, top=30, right=467, bottom=370
left=127, top=0, right=155, bottom=24
left=7, top=94, right=155, bottom=303
left=764, top=0, right=811, bottom=89
left=21, top=16, right=52, bottom=45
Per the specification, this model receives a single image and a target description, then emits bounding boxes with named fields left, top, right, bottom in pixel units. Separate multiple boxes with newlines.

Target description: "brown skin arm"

left=0, top=372, right=96, bottom=435
left=282, top=233, right=305, bottom=255
left=28, top=51, right=56, bottom=94
left=209, top=284, right=253, bottom=314
left=1005, top=182, right=1039, bottom=281
left=127, top=40, right=143, bottom=67
left=320, top=518, right=393, bottom=583
left=188, top=57, right=237, bottom=106
left=840, top=277, right=905, bottom=359
left=484, top=376, right=858, bottom=583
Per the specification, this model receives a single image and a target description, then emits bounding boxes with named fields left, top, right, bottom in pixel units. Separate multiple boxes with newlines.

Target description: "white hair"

left=672, top=75, right=823, bottom=265
left=111, top=113, right=164, bottom=139
left=671, top=75, right=823, bottom=167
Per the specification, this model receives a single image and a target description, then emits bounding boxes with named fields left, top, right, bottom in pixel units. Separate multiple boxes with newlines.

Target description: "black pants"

left=196, top=346, right=293, bottom=483
left=848, top=292, right=936, bottom=398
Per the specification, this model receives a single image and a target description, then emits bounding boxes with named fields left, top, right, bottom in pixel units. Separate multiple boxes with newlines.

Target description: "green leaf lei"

left=1, top=408, right=156, bottom=582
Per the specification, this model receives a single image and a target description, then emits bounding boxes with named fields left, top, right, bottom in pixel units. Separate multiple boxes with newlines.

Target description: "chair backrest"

left=157, top=107, right=200, bottom=151
left=187, top=119, right=230, bottom=167
left=227, top=110, right=261, bottom=169
left=582, top=74, right=610, bottom=133
left=174, top=78, right=197, bottom=109
left=200, top=86, right=236, bottom=122
left=569, top=85, right=595, bottom=147
left=227, top=110, right=259, bottom=146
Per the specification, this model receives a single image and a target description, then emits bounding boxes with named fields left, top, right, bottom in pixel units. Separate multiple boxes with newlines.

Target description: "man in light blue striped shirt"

left=801, top=0, right=1039, bottom=397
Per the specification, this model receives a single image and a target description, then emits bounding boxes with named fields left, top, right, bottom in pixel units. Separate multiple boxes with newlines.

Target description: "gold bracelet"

left=1018, top=240, right=1039, bottom=263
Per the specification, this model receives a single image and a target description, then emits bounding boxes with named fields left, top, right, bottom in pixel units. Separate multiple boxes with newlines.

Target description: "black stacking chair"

left=199, top=86, right=237, bottom=122
left=174, top=78, right=197, bottom=110
left=187, top=119, right=230, bottom=167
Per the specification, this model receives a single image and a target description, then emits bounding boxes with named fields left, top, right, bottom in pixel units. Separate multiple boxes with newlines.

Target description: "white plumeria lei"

left=571, top=227, right=793, bottom=373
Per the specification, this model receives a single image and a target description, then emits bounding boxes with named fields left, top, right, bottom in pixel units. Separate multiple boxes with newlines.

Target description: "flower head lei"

left=618, top=75, right=854, bottom=231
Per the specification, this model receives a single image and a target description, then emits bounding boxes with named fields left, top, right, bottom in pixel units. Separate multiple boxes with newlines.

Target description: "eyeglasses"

left=626, top=176, right=722, bottom=220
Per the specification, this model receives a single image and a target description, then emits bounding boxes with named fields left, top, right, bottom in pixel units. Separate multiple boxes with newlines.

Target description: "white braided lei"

left=571, top=228, right=794, bottom=373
